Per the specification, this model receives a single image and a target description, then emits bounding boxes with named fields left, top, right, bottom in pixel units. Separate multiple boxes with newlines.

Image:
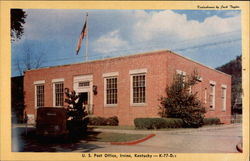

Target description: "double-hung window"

left=130, top=68, right=147, bottom=106
left=209, top=81, right=216, bottom=109
left=105, top=77, right=118, bottom=105
left=221, top=85, right=227, bottom=111
left=176, top=70, right=186, bottom=83
left=36, top=85, right=44, bottom=107
left=176, top=70, right=187, bottom=89
left=132, top=74, right=146, bottom=103
left=103, top=72, right=119, bottom=107
left=34, top=80, right=45, bottom=108
left=52, top=78, right=64, bottom=107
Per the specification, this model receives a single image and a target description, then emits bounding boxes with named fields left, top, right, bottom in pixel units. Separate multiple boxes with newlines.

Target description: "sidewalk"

left=91, top=123, right=242, bottom=135
left=11, top=123, right=242, bottom=153
left=12, top=123, right=242, bottom=134
left=90, top=123, right=242, bottom=153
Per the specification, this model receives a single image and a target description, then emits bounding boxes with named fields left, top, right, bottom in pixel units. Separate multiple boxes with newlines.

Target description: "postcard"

left=0, top=1, right=249, bottom=161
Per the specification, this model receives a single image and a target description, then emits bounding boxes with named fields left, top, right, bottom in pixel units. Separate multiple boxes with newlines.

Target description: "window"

left=105, top=77, right=117, bottom=105
left=221, top=86, right=227, bottom=111
left=176, top=70, right=186, bottom=88
left=79, top=81, right=90, bottom=87
left=176, top=70, right=186, bottom=81
left=209, top=82, right=216, bottom=109
left=36, top=84, right=44, bottom=107
left=204, top=88, right=207, bottom=104
left=54, top=82, right=64, bottom=107
left=132, top=74, right=146, bottom=104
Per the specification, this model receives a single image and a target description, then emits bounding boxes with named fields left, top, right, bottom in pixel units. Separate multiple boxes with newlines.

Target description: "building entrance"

left=73, top=75, right=93, bottom=114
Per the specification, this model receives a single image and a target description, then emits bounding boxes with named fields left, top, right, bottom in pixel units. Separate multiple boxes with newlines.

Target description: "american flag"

left=76, top=13, right=88, bottom=55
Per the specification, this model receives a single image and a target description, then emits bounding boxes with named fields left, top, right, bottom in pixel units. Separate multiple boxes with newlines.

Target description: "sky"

left=11, top=9, right=241, bottom=77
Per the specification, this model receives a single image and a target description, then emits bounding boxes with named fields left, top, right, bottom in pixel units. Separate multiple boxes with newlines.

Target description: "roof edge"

left=25, top=49, right=168, bottom=72
left=168, top=50, right=232, bottom=77
left=26, top=49, right=231, bottom=77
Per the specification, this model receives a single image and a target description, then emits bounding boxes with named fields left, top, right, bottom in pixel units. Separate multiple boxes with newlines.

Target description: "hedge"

left=203, top=117, right=221, bottom=125
left=134, top=118, right=183, bottom=129
left=88, top=116, right=119, bottom=126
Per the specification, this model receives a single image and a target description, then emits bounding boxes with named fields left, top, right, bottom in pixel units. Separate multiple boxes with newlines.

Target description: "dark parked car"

left=36, top=107, right=68, bottom=136
left=36, top=107, right=89, bottom=137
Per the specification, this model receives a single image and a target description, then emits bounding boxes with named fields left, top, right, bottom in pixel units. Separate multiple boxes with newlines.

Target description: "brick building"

left=23, top=50, right=231, bottom=125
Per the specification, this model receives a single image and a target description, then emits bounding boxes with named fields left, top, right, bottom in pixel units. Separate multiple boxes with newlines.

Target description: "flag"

left=76, top=13, right=88, bottom=55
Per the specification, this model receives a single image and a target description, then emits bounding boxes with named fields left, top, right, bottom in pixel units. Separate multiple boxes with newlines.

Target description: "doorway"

left=73, top=75, right=93, bottom=115
left=79, top=92, right=89, bottom=104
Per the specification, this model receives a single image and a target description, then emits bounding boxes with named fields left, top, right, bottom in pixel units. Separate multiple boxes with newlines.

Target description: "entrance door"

left=73, top=75, right=93, bottom=114
left=78, top=92, right=92, bottom=114
left=79, top=92, right=89, bottom=104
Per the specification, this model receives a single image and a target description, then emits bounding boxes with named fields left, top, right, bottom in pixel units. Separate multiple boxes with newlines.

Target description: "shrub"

left=159, top=70, right=206, bottom=128
left=106, top=116, right=119, bottom=126
left=134, top=118, right=183, bottom=129
left=88, top=116, right=119, bottom=126
left=203, top=117, right=221, bottom=125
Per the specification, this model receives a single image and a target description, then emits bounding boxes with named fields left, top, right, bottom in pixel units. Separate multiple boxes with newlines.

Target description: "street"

left=12, top=123, right=242, bottom=153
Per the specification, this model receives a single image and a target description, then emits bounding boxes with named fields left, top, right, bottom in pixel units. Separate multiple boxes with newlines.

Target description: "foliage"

left=11, top=9, right=27, bottom=41
left=106, top=116, right=119, bottom=126
left=11, top=76, right=25, bottom=123
left=134, top=118, right=183, bottom=129
left=88, top=116, right=119, bottom=126
left=203, top=118, right=221, bottom=125
left=88, top=125, right=135, bottom=130
left=159, top=70, right=206, bottom=128
left=216, top=55, right=242, bottom=111
left=88, top=116, right=106, bottom=126
left=64, top=88, right=88, bottom=120
left=64, top=88, right=89, bottom=132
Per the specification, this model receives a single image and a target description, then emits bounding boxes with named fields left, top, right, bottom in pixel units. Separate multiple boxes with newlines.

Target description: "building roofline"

left=26, top=49, right=231, bottom=77
left=167, top=50, right=232, bottom=77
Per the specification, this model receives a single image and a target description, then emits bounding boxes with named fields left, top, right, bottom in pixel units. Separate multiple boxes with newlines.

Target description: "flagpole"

left=85, top=12, right=88, bottom=61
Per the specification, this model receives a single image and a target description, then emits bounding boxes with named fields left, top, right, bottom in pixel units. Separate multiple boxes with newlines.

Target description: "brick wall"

left=166, top=51, right=231, bottom=124
left=24, top=50, right=231, bottom=125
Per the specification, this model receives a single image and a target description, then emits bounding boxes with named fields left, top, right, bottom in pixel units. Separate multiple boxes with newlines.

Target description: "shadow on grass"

left=12, top=127, right=105, bottom=152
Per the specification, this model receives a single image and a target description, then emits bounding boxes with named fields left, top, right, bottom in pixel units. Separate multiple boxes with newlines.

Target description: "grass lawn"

left=88, top=125, right=136, bottom=130
left=88, top=125, right=180, bottom=131
left=84, top=131, right=148, bottom=142
left=88, top=124, right=223, bottom=132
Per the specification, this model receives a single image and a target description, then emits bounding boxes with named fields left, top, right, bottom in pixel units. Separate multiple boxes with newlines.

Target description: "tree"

left=11, top=9, right=27, bottom=41
left=64, top=88, right=89, bottom=133
left=159, top=70, right=206, bottom=128
left=64, top=89, right=88, bottom=120
left=15, top=43, right=45, bottom=76
left=11, top=76, right=25, bottom=123
left=216, top=55, right=242, bottom=113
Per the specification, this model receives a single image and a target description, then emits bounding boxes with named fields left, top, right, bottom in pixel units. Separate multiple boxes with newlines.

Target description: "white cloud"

left=93, top=30, right=129, bottom=54
left=17, top=9, right=241, bottom=58
left=12, top=9, right=242, bottom=76
left=21, top=9, right=241, bottom=43
left=132, top=10, right=241, bottom=42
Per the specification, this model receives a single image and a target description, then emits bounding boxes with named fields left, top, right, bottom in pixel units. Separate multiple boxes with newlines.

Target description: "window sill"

left=104, top=104, right=118, bottom=107
left=131, top=103, right=147, bottom=107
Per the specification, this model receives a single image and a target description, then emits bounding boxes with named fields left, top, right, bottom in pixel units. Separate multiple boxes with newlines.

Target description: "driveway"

left=12, top=123, right=242, bottom=153
left=88, top=124, right=242, bottom=153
